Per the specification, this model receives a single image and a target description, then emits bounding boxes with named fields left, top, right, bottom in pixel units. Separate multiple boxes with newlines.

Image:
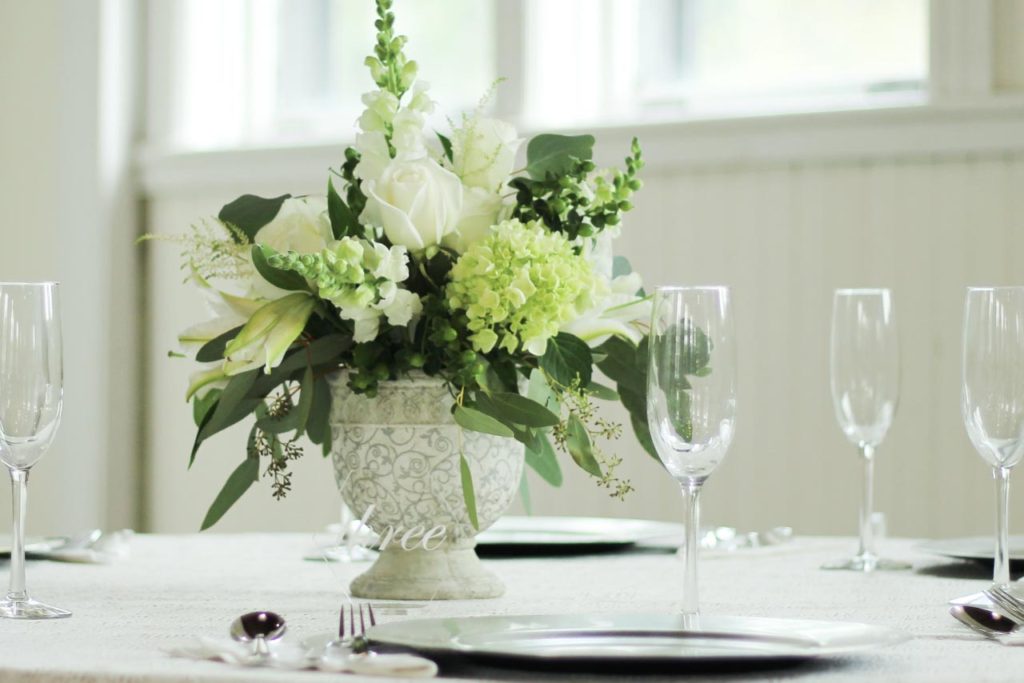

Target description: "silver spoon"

left=230, top=611, right=287, bottom=658
left=950, top=604, right=1019, bottom=638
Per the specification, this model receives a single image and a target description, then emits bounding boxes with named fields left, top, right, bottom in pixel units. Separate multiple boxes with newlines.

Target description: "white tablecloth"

left=0, top=533, right=1013, bottom=681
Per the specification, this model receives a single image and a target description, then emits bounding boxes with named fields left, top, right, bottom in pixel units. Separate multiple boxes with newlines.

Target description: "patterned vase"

left=328, top=372, right=524, bottom=600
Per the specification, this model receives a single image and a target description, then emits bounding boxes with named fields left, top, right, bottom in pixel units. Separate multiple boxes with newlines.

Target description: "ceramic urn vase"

left=328, top=372, right=524, bottom=600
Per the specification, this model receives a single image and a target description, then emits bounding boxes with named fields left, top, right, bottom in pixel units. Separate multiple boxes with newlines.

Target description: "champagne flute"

left=962, top=287, right=1024, bottom=587
left=647, top=286, right=736, bottom=621
left=824, top=288, right=909, bottom=572
left=0, top=282, right=69, bottom=619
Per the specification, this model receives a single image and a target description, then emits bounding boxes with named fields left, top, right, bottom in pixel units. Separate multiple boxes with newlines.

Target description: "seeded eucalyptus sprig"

left=365, top=0, right=417, bottom=101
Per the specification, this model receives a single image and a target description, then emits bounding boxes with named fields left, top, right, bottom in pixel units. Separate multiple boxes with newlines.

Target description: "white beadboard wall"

left=143, top=147, right=1024, bottom=540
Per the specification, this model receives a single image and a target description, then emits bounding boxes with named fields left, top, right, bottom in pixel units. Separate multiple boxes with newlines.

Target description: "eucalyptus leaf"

left=192, top=369, right=260, bottom=465
left=586, top=381, right=619, bottom=401
left=257, top=366, right=315, bottom=436
left=540, top=333, right=593, bottom=388
left=595, top=336, right=644, bottom=394
left=306, top=376, right=332, bottom=448
left=200, top=455, right=259, bottom=530
left=565, top=413, right=602, bottom=477
left=218, top=194, right=290, bottom=243
left=192, top=389, right=221, bottom=428
left=251, top=245, right=309, bottom=292
left=453, top=406, right=514, bottom=438
left=474, top=392, right=560, bottom=428
left=437, top=132, right=454, bottom=163
left=459, top=453, right=479, bottom=530
left=526, top=134, right=595, bottom=180
left=612, top=255, right=633, bottom=278
left=518, top=470, right=533, bottom=514
left=525, top=434, right=563, bottom=486
left=526, top=369, right=561, bottom=414
left=196, top=326, right=243, bottom=363
left=250, top=335, right=351, bottom=397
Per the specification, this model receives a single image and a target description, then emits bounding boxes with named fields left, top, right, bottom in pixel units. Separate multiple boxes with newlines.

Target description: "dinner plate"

left=475, top=516, right=682, bottom=555
left=0, top=535, right=64, bottom=558
left=917, top=535, right=1024, bottom=568
left=364, top=613, right=907, bottom=666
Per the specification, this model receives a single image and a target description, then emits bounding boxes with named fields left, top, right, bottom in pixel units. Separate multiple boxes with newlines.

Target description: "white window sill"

left=138, top=95, right=1024, bottom=198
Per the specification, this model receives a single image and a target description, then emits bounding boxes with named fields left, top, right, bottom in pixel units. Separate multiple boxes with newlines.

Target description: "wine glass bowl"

left=0, top=282, right=69, bottom=619
left=647, top=286, right=736, bottom=619
left=962, top=286, right=1024, bottom=586
left=823, top=288, right=909, bottom=572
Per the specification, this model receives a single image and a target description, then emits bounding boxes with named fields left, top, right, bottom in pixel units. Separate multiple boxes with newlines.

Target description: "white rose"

left=361, top=157, right=463, bottom=251
left=451, top=118, right=521, bottom=192
left=442, top=186, right=503, bottom=253
left=253, top=196, right=332, bottom=254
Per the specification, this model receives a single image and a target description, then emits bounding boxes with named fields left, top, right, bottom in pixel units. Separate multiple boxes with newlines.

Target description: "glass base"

left=0, top=596, right=71, bottom=619
left=821, top=553, right=911, bottom=572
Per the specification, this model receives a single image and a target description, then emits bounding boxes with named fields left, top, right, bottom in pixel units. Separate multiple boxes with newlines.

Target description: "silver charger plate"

left=365, top=613, right=908, bottom=665
left=917, top=535, right=1024, bottom=567
left=476, top=516, right=683, bottom=550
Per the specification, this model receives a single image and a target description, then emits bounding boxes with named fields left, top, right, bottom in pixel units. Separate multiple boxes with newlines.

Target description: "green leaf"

left=565, top=413, right=602, bottom=477
left=612, top=255, right=633, bottom=278
left=200, top=455, right=259, bottom=530
left=306, top=376, right=332, bottom=448
left=327, top=177, right=360, bottom=239
left=525, top=434, right=563, bottom=486
left=459, top=453, right=479, bottom=531
left=631, top=411, right=658, bottom=459
left=257, top=366, right=315, bottom=436
left=218, top=194, right=290, bottom=243
left=587, top=381, right=619, bottom=401
left=510, top=425, right=545, bottom=452
left=453, top=406, right=514, bottom=438
left=595, top=336, right=644, bottom=394
left=518, top=470, right=533, bottom=514
left=437, top=132, right=454, bottom=163
left=192, top=369, right=261, bottom=466
left=474, top=392, right=560, bottom=428
left=540, top=332, right=593, bottom=388
left=196, top=326, right=243, bottom=363
left=251, top=245, right=309, bottom=292
left=250, top=335, right=351, bottom=396
left=526, top=369, right=561, bottom=414
left=526, top=133, right=595, bottom=180
left=192, top=389, right=221, bottom=428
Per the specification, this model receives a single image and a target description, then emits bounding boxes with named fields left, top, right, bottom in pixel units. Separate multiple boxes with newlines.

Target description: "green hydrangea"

left=446, top=219, right=603, bottom=356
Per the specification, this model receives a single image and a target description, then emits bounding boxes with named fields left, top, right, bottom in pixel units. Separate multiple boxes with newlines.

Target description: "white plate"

left=475, top=516, right=683, bottom=550
left=364, top=613, right=908, bottom=665
left=0, top=536, right=64, bottom=557
left=917, top=535, right=1024, bottom=566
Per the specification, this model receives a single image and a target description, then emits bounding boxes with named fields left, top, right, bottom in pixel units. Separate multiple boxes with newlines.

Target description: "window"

left=165, top=0, right=495, bottom=150
left=156, top=0, right=928, bottom=150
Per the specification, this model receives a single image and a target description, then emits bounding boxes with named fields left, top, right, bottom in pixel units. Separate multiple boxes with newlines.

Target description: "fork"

left=337, top=602, right=377, bottom=653
left=984, top=585, right=1024, bottom=623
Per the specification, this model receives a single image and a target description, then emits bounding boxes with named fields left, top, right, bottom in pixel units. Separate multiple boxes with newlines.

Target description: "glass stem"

left=7, top=468, right=28, bottom=602
left=857, top=444, right=876, bottom=559
left=994, top=466, right=1011, bottom=586
left=680, top=482, right=702, bottom=619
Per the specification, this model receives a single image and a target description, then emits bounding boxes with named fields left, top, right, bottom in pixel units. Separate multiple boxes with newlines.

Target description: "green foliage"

left=595, top=335, right=657, bottom=459
left=453, top=405, right=514, bottom=438
left=474, top=392, right=560, bottom=428
left=196, top=326, right=243, bottom=363
left=365, top=0, right=417, bottom=99
left=459, top=452, right=479, bottom=530
left=511, top=138, right=644, bottom=242
left=526, top=134, right=595, bottom=180
left=201, top=453, right=259, bottom=530
left=525, top=434, right=562, bottom=486
left=327, top=177, right=362, bottom=240
left=191, top=369, right=260, bottom=466
left=437, top=132, right=454, bottom=163
left=541, top=333, right=593, bottom=388
left=192, top=389, right=220, bottom=428
left=218, top=194, right=291, bottom=243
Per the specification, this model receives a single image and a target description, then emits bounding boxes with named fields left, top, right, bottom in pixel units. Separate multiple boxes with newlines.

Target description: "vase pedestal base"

left=350, top=543, right=504, bottom=600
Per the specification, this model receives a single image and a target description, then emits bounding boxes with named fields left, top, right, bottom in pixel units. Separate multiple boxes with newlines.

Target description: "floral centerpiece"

left=167, top=0, right=655, bottom=569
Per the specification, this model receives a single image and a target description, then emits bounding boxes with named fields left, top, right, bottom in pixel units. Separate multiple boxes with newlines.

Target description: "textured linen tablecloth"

left=0, top=533, right=1014, bottom=682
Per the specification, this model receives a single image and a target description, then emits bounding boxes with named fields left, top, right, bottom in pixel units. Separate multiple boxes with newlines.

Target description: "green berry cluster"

left=364, top=0, right=418, bottom=100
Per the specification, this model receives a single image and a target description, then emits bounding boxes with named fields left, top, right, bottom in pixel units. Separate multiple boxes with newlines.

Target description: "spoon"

left=950, top=604, right=1018, bottom=638
left=230, top=611, right=287, bottom=658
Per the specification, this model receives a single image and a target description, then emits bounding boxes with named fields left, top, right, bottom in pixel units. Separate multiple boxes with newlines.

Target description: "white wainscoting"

left=142, top=127, right=1024, bottom=540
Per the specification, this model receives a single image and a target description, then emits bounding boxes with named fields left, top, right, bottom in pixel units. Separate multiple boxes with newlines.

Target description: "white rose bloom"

left=442, top=186, right=503, bottom=253
left=451, top=117, right=521, bottom=193
left=361, top=157, right=463, bottom=251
